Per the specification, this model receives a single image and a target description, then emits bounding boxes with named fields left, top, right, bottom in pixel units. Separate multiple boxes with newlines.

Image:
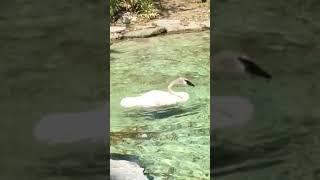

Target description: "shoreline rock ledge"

left=123, top=27, right=167, bottom=38
left=110, top=18, right=210, bottom=43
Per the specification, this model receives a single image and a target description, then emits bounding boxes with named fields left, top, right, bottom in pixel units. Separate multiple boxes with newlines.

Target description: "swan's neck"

left=168, top=81, right=183, bottom=98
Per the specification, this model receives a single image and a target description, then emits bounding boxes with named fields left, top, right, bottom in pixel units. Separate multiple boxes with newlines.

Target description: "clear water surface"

left=110, top=31, right=210, bottom=179
left=213, top=0, right=320, bottom=179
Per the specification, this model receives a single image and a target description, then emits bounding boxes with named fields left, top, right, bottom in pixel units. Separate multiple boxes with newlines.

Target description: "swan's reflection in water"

left=111, top=103, right=205, bottom=150
left=213, top=133, right=288, bottom=177
left=211, top=97, right=291, bottom=177
left=122, top=103, right=203, bottom=120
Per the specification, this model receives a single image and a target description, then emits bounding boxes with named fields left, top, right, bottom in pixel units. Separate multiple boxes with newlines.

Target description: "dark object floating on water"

left=213, top=51, right=272, bottom=80
left=237, top=56, right=272, bottom=79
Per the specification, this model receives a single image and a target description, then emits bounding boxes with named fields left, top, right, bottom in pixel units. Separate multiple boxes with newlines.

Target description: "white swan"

left=120, top=77, right=195, bottom=108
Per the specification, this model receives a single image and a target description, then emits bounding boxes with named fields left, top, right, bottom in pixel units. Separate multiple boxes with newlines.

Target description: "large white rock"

left=110, top=159, right=148, bottom=180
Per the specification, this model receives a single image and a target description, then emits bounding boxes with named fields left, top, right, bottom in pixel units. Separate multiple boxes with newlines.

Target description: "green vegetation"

left=110, top=0, right=157, bottom=21
left=110, top=0, right=121, bottom=19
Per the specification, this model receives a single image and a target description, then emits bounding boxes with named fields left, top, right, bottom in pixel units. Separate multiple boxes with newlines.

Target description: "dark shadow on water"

left=122, top=103, right=202, bottom=120
left=110, top=153, right=140, bottom=163
left=110, top=49, right=122, bottom=62
left=212, top=130, right=295, bottom=176
left=110, top=49, right=122, bottom=54
left=28, top=145, right=106, bottom=178
left=213, top=158, right=284, bottom=177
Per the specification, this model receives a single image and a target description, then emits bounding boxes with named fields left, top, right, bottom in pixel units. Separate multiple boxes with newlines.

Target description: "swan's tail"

left=120, top=97, right=140, bottom=108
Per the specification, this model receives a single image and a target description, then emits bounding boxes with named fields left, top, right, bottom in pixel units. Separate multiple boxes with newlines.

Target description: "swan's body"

left=121, top=90, right=189, bottom=108
left=120, top=77, right=194, bottom=108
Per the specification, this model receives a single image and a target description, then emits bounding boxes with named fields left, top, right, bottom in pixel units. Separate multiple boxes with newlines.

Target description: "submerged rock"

left=123, top=27, right=167, bottom=38
left=110, top=159, right=148, bottom=180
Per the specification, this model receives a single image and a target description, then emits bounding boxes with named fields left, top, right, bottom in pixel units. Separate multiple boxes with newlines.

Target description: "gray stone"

left=121, top=12, right=132, bottom=25
left=110, top=159, right=148, bottom=180
left=110, top=26, right=126, bottom=33
left=122, top=16, right=131, bottom=25
left=123, top=27, right=167, bottom=38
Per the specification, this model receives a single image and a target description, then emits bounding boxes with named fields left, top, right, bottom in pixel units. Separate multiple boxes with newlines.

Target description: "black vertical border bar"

left=105, top=0, right=110, bottom=177
left=210, top=0, right=214, bottom=178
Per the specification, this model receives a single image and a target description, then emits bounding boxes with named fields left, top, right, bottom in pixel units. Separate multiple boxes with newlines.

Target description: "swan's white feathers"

left=120, top=77, right=193, bottom=108
left=120, top=90, right=189, bottom=108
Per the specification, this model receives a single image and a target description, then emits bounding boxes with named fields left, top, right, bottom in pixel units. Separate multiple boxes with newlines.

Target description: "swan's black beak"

left=185, top=80, right=195, bottom=87
left=237, top=57, right=272, bottom=80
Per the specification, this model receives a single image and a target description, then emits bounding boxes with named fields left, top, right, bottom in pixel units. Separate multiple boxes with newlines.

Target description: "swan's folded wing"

left=140, top=90, right=179, bottom=107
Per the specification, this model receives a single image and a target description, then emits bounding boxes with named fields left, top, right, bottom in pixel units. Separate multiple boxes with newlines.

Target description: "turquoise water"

left=110, top=32, right=210, bottom=179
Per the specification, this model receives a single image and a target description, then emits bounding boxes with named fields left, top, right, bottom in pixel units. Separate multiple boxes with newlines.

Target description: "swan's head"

left=174, top=77, right=195, bottom=87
